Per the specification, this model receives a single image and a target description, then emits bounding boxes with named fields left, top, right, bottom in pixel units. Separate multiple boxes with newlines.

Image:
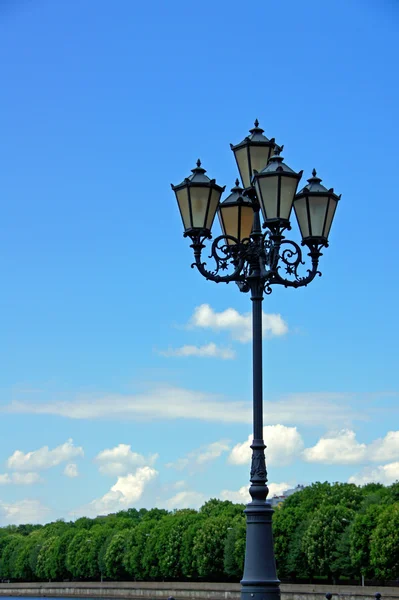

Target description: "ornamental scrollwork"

left=188, top=226, right=324, bottom=294
left=250, top=451, right=267, bottom=482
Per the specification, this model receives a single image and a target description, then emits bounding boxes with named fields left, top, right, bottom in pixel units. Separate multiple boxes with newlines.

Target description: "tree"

left=192, top=515, right=230, bottom=580
left=36, top=536, right=58, bottom=580
left=223, top=514, right=246, bottom=579
left=330, top=526, right=356, bottom=582
left=200, top=499, right=244, bottom=519
left=104, top=530, right=130, bottom=580
left=13, top=536, right=36, bottom=581
left=350, top=504, right=383, bottom=580
left=180, top=513, right=204, bottom=579
left=156, top=511, right=199, bottom=580
left=0, top=535, right=24, bottom=580
left=273, top=507, right=300, bottom=578
left=66, top=529, right=93, bottom=579
left=302, top=504, right=354, bottom=582
left=124, top=521, right=155, bottom=580
left=284, top=517, right=312, bottom=580
left=370, top=503, right=399, bottom=580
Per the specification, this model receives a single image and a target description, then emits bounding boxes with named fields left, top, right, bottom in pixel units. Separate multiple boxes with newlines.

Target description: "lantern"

left=171, top=160, right=225, bottom=237
left=230, top=120, right=276, bottom=190
left=293, top=169, right=341, bottom=245
left=218, top=180, right=254, bottom=244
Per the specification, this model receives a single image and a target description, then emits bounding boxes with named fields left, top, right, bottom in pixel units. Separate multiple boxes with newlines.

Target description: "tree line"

left=0, top=482, right=398, bottom=584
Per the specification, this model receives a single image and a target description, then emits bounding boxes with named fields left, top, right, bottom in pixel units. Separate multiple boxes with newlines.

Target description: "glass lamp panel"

left=175, top=187, right=191, bottom=230
left=279, top=176, right=299, bottom=220
left=256, top=176, right=278, bottom=221
left=234, top=147, right=251, bottom=189
left=205, top=188, right=222, bottom=231
left=294, top=197, right=310, bottom=238
left=190, top=186, right=211, bottom=229
left=309, top=195, right=328, bottom=237
left=218, top=205, right=239, bottom=242
left=240, top=205, right=255, bottom=241
left=323, top=197, right=338, bottom=238
left=249, top=145, right=273, bottom=177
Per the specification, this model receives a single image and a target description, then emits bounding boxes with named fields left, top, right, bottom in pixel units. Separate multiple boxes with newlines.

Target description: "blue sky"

left=0, top=0, right=398, bottom=524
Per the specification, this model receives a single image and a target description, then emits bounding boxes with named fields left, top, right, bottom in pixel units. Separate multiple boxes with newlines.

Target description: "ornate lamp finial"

left=254, top=118, right=259, bottom=128
left=196, top=159, right=201, bottom=168
left=312, top=168, right=317, bottom=177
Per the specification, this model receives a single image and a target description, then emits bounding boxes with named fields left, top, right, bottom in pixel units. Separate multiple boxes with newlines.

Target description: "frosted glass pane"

left=294, top=197, right=309, bottom=238
left=240, top=206, right=255, bottom=241
left=309, top=196, right=328, bottom=237
left=176, top=188, right=191, bottom=230
left=256, top=177, right=278, bottom=221
left=249, top=145, right=272, bottom=176
left=190, top=187, right=210, bottom=229
left=218, top=205, right=239, bottom=242
left=279, top=177, right=298, bottom=220
left=323, top=198, right=337, bottom=238
left=235, top=147, right=251, bottom=189
left=205, top=188, right=222, bottom=231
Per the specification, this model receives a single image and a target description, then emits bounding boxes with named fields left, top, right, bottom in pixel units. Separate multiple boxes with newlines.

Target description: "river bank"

left=0, top=582, right=398, bottom=600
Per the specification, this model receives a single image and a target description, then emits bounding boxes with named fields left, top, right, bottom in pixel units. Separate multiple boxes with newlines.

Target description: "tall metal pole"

left=241, top=211, right=280, bottom=600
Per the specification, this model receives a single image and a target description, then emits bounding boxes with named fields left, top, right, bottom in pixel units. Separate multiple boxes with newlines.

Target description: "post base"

left=241, top=584, right=281, bottom=600
left=240, top=500, right=280, bottom=600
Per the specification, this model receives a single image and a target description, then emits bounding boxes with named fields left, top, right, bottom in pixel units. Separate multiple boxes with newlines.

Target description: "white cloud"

left=349, top=462, right=399, bottom=486
left=172, top=480, right=186, bottom=490
left=220, top=485, right=250, bottom=503
left=165, top=457, right=189, bottom=471
left=95, top=444, right=158, bottom=476
left=7, top=439, right=84, bottom=472
left=303, top=429, right=367, bottom=464
left=73, top=466, right=158, bottom=518
left=196, top=440, right=231, bottom=464
left=161, top=490, right=205, bottom=510
left=160, top=343, right=236, bottom=360
left=303, top=429, right=399, bottom=465
left=268, top=482, right=293, bottom=498
left=64, top=463, right=79, bottom=478
left=2, top=387, right=362, bottom=427
left=0, top=472, right=42, bottom=485
left=369, top=431, right=399, bottom=462
left=229, top=425, right=304, bottom=467
left=166, top=440, right=230, bottom=471
left=0, top=499, right=50, bottom=525
left=220, top=482, right=291, bottom=503
left=189, top=304, right=288, bottom=342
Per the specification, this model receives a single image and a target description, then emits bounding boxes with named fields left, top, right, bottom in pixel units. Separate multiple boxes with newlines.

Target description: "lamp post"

left=171, top=121, right=341, bottom=600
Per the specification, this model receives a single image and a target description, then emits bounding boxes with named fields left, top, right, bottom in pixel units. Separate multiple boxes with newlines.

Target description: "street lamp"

left=171, top=121, right=341, bottom=600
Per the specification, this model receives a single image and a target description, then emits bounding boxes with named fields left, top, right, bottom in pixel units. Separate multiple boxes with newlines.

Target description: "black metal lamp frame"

left=184, top=204, right=326, bottom=600
left=175, top=121, right=339, bottom=600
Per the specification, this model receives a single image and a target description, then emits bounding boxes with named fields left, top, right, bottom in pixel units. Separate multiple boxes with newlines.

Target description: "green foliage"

left=370, top=503, right=399, bottom=580
left=0, top=482, right=397, bottom=583
left=123, top=520, right=155, bottom=580
left=192, top=515, right=230, bottom=579
left=66, top=529, right=93, bottom=579
left=224, top=514, right=246, bottom=578
left=51, top=529, right=75, bottom=581
left=145, top=511, right=200, bottom=580
left=104, top=530, right=130, bottom=580
left=200, top=499, right=244, bottom=519
left=302, top=504, right=354, bottom=579
left=350, top=503, right=383, bottom=578
left=36, top=536, right=58, bottom=580
left=0, top=535, right=24, bottom=580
